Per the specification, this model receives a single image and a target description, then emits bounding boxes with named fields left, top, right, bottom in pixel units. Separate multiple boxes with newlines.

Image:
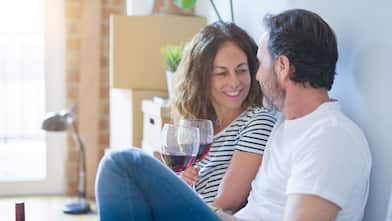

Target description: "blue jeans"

left=95, top=148, right=221, bottom=221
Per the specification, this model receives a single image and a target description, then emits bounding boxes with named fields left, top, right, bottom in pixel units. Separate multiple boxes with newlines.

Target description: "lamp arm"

left=70, top=122, right=87, bottom=200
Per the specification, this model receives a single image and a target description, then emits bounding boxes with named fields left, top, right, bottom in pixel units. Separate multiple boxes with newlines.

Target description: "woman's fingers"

left=181, top=166, right=200, bottom=185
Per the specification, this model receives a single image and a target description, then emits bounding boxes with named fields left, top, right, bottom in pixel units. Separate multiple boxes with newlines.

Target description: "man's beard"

left=260, top=71, right=285, bottom=112
left=262, top=93, right=279, bottom=112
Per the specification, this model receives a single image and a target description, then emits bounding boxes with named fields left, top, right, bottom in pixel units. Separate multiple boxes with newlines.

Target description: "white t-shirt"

left=235, top=101, right=372, bottom=221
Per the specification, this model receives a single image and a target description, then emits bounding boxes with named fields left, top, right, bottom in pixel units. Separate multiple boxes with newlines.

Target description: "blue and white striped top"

left=195, top=106, right=276, bottom=203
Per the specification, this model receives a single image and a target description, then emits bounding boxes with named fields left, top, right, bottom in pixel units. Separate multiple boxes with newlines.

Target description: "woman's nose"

left=227, top=72, right=241, bottom=88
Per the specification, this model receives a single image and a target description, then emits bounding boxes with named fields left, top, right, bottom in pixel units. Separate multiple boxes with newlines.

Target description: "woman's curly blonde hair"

left=171, top=22, right=263, bottom=122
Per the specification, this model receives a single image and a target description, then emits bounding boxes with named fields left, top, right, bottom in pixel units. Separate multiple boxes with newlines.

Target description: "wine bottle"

left=15, top=202, right=25, bottom=221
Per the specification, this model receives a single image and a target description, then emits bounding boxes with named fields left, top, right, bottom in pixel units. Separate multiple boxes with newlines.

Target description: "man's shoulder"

left=316, top=108, right=368, bottom=147
left=296, top=110, right=371, bottom=170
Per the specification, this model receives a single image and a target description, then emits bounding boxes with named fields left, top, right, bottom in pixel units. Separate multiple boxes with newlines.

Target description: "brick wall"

left=65, top=0, right=126, bottom=198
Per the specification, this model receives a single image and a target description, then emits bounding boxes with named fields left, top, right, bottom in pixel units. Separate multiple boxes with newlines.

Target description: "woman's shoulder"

left=229, top=106, right=277, bottom=134
left=244, top=106, right=277, bottom=123
left=218, top=106, right=276, bottom=135
left=234, top=106, right=277, bottom=153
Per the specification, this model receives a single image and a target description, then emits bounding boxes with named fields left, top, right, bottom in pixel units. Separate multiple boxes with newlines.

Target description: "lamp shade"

left=41, top=111, right=72, bottom=132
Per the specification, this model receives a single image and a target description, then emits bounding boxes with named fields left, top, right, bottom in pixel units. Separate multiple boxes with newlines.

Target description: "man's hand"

left=283, top=194, right=340, bottom=221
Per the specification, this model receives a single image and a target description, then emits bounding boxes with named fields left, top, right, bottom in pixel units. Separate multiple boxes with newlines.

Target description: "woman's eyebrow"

left=214, top=66, right=227, bottom=69
left=213, top=62, right=248, bottom=70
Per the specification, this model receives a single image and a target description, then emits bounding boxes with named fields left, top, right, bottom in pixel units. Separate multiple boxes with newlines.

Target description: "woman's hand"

left=180, top=166, right=200, bottom=186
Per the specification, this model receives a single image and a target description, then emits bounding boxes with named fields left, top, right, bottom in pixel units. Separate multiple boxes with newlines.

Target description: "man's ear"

left=274, top=55, right=292, bottom=83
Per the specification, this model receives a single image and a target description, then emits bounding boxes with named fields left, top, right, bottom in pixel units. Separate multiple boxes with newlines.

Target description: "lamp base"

left=63, top=198, right=90, bottom=214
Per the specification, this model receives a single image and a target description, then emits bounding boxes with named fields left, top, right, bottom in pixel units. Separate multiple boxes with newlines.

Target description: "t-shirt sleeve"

left=235, top=112, right=276, bottom=155
left=286, top=127, right=368, bottom=208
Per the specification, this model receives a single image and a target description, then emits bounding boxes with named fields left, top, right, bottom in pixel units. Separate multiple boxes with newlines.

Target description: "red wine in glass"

left=160, top=124, right=200, bottom=173
left=179, top=119, right=214, bottom=163
left=161, top=152, right=196, bottom=173
left=196, top=142, right=212, bottom=162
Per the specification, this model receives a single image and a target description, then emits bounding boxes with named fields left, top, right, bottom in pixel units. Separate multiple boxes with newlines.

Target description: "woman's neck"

left=214, top=106, right=247, bottom=134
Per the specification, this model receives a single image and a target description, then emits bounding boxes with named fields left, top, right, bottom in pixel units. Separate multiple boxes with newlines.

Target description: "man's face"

left=255, top=34, right=285, bottom=111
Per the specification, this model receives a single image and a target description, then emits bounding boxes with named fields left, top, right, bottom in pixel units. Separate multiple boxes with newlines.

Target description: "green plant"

left=173, top=0, right=197, bottom=9
left=173, top=0, right=234, bottom=23
left=160, top=44, right=184, bottom=73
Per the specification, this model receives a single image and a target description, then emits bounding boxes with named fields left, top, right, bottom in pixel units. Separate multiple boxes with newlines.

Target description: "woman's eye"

left=214, top=72, right=227, bottom=76
left=236, top=69, right=249, bottom=74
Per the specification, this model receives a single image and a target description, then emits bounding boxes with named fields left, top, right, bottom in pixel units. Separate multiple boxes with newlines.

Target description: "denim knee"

left=101, top=147, right=143, bottom=173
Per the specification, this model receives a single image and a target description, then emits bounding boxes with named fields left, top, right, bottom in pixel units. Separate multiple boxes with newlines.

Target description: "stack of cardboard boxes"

left=109, top=15, right=206, bottom=150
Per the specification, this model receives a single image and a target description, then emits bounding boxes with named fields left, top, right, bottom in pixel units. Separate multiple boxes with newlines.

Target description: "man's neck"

left=282, top=86, right=331, bottom=120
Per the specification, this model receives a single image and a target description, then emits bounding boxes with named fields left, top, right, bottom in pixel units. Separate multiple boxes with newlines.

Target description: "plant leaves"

left=173, top=0, right=197, bottom=9
left=160, top=44, right=185, bottom=72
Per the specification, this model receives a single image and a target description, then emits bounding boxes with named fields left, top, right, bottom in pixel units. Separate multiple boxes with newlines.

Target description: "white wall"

left=126, top=0, right=154, bottom=15
left=196, top=1, right=392, bottom=221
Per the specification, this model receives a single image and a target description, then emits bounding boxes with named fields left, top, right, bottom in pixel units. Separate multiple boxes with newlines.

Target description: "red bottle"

left=15, top=202, right=25, bottom=221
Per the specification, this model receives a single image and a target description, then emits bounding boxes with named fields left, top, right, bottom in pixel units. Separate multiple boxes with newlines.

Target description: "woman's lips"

left=224, top=89, right=242, bottom=99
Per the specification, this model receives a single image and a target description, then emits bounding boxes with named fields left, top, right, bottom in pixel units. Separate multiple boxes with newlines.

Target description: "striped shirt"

left=195, top=106, right=276, bottom=203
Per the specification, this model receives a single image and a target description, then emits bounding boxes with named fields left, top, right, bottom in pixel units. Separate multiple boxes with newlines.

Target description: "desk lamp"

left=41, top=107, right=90, bottom=214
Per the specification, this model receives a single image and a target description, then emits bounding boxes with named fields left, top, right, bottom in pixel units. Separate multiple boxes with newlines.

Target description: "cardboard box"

left=141, top=99, right=171, bottom=155
left=110, top=15, right=207, bottom=90
left=109, top=15, right=205, bottom=150
left=110, top=89, right=168, bottom=149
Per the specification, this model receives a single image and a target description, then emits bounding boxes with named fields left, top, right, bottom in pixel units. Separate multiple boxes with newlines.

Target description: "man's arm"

left=283, top=194, right=340, bottom=221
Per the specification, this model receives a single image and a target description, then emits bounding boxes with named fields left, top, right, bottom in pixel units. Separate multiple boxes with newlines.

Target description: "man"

left=227, top=8, right=372, bottom=221
left=95, top=9, right=371, bottom=221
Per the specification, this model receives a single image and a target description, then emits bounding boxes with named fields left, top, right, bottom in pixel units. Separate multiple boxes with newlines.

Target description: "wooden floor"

left=0, top=195, right=97, bottom=221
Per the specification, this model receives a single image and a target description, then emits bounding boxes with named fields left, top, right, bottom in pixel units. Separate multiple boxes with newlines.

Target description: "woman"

left=172, top=22, right=275, bottom=211
left=95, top=22, right=276, bottom=220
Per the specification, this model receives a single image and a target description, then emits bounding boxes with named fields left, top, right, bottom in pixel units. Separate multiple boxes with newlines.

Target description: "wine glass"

left=160, top=124, right=200, bottom=173
left=179, top=119, right=214, bottom=162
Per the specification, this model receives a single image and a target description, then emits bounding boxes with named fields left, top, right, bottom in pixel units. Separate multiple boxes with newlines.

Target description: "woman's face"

left=210, top=41, right=251, bottom=115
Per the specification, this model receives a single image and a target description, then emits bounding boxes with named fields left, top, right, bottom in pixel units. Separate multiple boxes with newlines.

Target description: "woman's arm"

left=212, top=110, right=275, bottom=212
left=212, top=151, right=262, bottom=212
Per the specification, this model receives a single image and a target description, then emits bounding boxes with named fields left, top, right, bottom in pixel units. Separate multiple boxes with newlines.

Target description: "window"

left=0, top=0, right=46, bottom=181
left=0, top=0, right=66, bottom=195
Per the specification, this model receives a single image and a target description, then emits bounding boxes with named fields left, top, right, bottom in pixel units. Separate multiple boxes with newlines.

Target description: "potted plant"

left=172, top=0, right=197, bottom=9
left=173, top=0, right=234, bottom=23
left=160, top=43, right=184, bottom=99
